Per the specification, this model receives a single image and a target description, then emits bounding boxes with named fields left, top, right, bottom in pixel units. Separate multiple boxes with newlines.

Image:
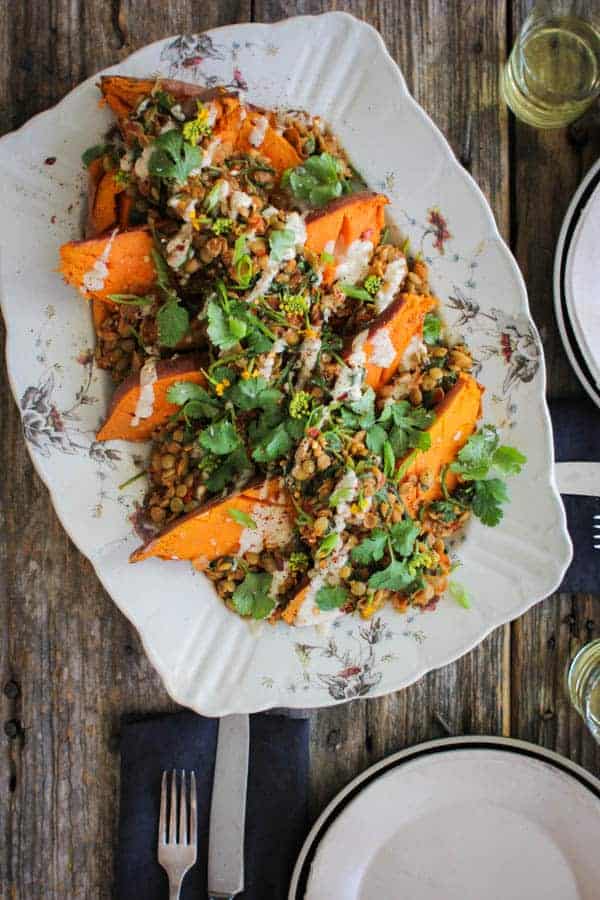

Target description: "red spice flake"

left=44, top=156, right=57, bottom=165
left=50, top=215, right=57, bottom=224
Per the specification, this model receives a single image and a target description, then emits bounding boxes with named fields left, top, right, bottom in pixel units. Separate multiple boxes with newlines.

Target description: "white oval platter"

left=0, top=12, right=571, bottom=714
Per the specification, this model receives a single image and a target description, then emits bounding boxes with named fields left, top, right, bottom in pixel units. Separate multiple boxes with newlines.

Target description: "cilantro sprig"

left=152, top=248, right=190, bottom=347
left=231, top=572, right=274, bottom=619
left=148, top=130, right=202, bottom=184
left=281, top=153, right=349, bottom=207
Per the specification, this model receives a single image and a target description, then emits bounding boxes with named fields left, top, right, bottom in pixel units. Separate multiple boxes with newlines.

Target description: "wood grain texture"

left=1, top=1, right=599, bottom=897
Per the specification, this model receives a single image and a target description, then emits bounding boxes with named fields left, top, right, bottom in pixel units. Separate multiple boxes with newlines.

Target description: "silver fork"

left=158, top=770, right=198, bottom=899
left=595, top=514, right=600, bottom=550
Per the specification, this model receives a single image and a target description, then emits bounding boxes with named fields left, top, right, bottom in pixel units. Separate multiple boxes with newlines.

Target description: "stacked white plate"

left=554, top=157, right=600, bottom=407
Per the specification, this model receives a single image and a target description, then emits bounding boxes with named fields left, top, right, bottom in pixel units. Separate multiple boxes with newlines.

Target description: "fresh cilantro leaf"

left=423, top=313, right=442, bottom=345
left=206, top=448, right=249, bottom=492
left=231, top=572, right=274, bottom=619
left=82, top=144, right=108, bottom=167
left=317, top=532, right=339, bottom=558
left=228, top=377, right=282, bottom=411
left=368, top=560, right=414, bottom=591
left=228, top=509, right=256, bottom=529
left=385, top=402, right=434, bottom=456
left=167, top=381, right=210, bottom=407
left=151, top=248, right=174, bottom=295
left=450, top=424, right=499, bottom=481
left=207, top=299, right=247, bottom=351
left=383, top=440, right=395, bottom=478
left=340, top=283, right=372, bottom=302
left=471, top=477, right=508, bottom=526
left=183, top=399, right=219, bottom=421
left=349, top=388, right=376, bottom=428
left=365, top=424, right=387, bottom=455
left=199, top=420, right=241, bottom=456
left=449, top=580, right=471, bottom=608
left=269, top=228, right=296, bottom=262
left=351, top=529, right=388, bottom=565
left=281, top=153, right=346, bottom=207
left=330, top=484, right=353, bottom=507
left=157, top=301, right=190, bottom=348
left=149, top=130, right=202, bottom=183
left=316, top=585, right=348, bottom=611
left=389, top=520, right=420, bottom=557
left=251, top=422, right=292, bottom=463
left=492, top=445, right=527, bottom=476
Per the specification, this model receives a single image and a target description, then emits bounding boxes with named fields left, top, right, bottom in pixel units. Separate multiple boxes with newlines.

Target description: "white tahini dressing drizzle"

left=374, top=256, right=408, bottom=313
left=257, top=337, right=287, bottom=380
left=400, top=334, right=428, bottom=371
left=334, top=239, right=373, bottom=283
left=131, top=358, right=158, bottom=427
left=245, top=212, right=307, bottom=303
left=198, top=137, right=222, bottom=171
left=170, top=103, right=185, bottom=121
left=206, top=102, right=218, bottom=127
left=249, top=115, right=269, bottom=148
left=269, top=561, right=291, bottom=600
left=369, top=327, right=396, bottom=367
left=331, top=331, right=368, bottom=402
left=294, top=469, right=358, bottom=628
left=296, top=336, right=322, bottom=388
left=134, top=145, right=154, bottom=179
left=166, top=222, right=193, bottom=269
left=229, top=190, right=253, bottom=220
left=237, top=504, right=294, bottom=557
left=81, top=227, right=118, bottom=295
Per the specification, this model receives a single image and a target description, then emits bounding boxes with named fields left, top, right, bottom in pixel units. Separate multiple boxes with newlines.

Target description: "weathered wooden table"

left=1, top=1, right=599, bottom=896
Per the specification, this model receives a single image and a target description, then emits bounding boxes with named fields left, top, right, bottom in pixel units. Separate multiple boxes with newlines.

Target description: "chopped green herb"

left=423, top=313, right=442, bottom=345
left=232, top=572, right=274, bottom=619
left=106, top=293, right=154, bottom=306
left=340, top=283, right=372, bottom=302
left=281, top=153, right=347, bottom=207
left=316, top=584, right=348, bottom=611
left=449, top=580, right=471, bottom=608
left=228, top=509, right=257, bottom=529
left=148, top=130, right=202, bottom=184
left=351, top=530, right=388, bottom=566
left=317, top=532, right=339, bottom=559
left=269, top=228, right=296, bottom=262
left=199, top=420, right=241, bottom=456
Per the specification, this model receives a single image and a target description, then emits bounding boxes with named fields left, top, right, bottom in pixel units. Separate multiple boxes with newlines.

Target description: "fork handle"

left=169, top=880, right=182, bottom=900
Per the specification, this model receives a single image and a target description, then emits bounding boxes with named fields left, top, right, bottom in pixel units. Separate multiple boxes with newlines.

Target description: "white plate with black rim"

left=289, top=736, right=600, bottom=899
left=554, top=156, right=600, bottom=409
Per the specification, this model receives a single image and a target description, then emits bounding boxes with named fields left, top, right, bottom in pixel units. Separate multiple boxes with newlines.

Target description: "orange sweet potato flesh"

left=305, top=192, right=389, bottom=285
left=59, top=227, right=156, bottom=301
left=398, top=372, right=484, bottom=515
left=130, top=478, right=292, bottom=563
left=96, top=354, right=205, bottom=443
left=282, top=581, right=309, bottom=625
left=235, top=112, right=301, bottom=175
left=361, top=293, right=438, bottom=392
left=88, top=171, right=125, bottom=236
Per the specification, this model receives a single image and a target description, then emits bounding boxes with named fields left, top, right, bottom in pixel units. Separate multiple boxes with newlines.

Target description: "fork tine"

left=159, top=771, right=167, bottom=846
left=190, top=771, right=197, bottom=848
left=169, top=769, right=178, bottom=843
left=179, top=770, right=188, bottom=845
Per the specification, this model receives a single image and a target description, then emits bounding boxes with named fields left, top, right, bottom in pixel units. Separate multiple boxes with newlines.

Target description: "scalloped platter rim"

left=0, top=12, right=572, bottom=715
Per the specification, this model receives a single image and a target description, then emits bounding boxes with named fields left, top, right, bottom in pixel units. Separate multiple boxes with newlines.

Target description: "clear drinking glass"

left=567, top=639, right=600, bottom=742
left=501, top=2, right=600, bottom=127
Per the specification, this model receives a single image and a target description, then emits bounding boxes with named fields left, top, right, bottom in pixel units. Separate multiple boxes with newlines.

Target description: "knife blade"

left=555, top=461, right=600, bottom=497
left=208, top=714, right=249, bottom=900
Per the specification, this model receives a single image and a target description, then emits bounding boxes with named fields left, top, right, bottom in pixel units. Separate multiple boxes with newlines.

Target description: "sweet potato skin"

left=96, top=354, right=206, bottom=443
left=130, top=478, right=292, bottom=563
left=305, top=192, right=389, bottom=285
left=398, top=372, right=484, bottom=514
left=361, top=293, right=438, bottom=391
left=99, top=76, right=228, bottom=117
left=59, top=227, right=156, bottom=301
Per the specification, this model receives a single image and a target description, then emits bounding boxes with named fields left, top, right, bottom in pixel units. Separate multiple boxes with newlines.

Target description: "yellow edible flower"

left=215, top=378, right=231, bottom=396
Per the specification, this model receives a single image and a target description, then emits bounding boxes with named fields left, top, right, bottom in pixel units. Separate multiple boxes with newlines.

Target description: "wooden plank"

left=509, top=1, right=599, bottom=400
left=0, top=4, right=250, bottom=897
left=508, top=0, right=600, bottom=773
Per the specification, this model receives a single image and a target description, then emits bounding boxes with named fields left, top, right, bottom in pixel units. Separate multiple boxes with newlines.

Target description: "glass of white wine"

left=567, top=639, right=600, bottom=743
left=502, top=2, right=600, bottom=128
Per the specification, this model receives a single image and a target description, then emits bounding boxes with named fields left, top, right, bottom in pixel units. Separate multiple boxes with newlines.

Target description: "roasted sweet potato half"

left=360, top=292, right=438, bottom=392
left=59, top=227, right=156, bottom=301
left=305, top=192, right=388, bottom=284
left=398, top=372, right=484, bottom=514
left=96, top=354, right=206, bottom=443
left=99, top=75, right=227, bottom=118
left=130, top=478, right=292, bottom=564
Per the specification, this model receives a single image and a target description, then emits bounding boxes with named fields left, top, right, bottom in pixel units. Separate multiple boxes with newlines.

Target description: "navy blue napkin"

left=115, top=711, right=309, bottom=900
left=552, top=398, right=600, bottom=593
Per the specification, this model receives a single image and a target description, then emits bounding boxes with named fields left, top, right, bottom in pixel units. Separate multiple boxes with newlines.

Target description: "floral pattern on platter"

left=0, top=16, right=570, bottom=715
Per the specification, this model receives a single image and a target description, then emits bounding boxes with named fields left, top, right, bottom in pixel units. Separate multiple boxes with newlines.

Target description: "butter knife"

left=555, top=461, right=600, bottom=497
left=208, top=714, right=249, bottom=900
